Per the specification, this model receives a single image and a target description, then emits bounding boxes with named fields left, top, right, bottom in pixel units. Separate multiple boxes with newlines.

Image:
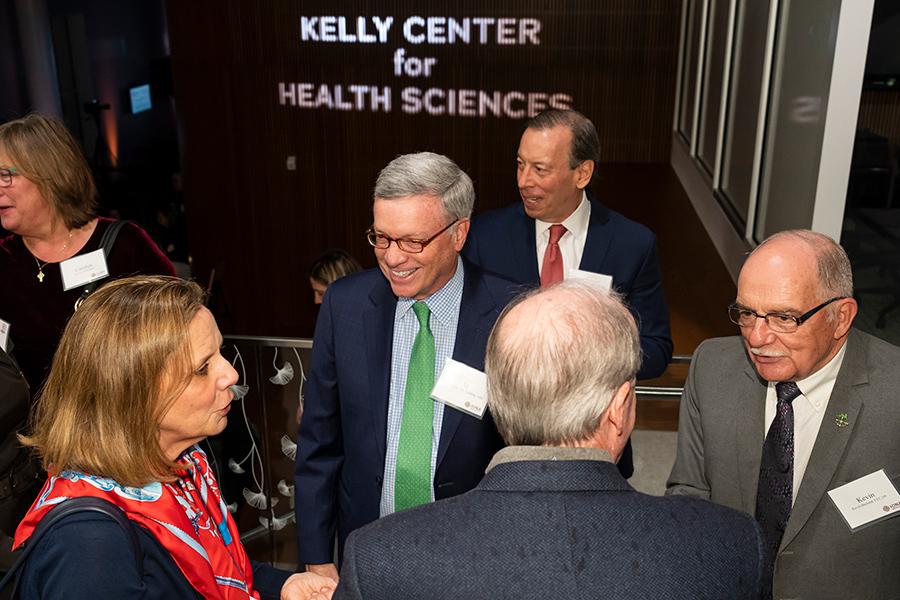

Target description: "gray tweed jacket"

left=336, top=447, right=763, bottom=599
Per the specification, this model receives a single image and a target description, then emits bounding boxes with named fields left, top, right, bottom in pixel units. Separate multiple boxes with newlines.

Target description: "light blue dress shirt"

left=379, top=258, right=464, bottom=517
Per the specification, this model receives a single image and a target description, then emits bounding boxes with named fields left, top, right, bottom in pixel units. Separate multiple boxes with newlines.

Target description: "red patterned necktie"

left=755, top=380, right=801, bottom=596
left=540, top=224, right=567, bottom=287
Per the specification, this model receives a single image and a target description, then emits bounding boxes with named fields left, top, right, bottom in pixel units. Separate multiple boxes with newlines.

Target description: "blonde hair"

left=0, top=113, right=97, bottom=229
left=21, top=276, right=205, bottom=486
left=309, top=249, right=362, bottom=286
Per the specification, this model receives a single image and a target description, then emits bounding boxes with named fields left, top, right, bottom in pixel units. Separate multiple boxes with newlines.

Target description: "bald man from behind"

left=334, top=281, right=763, bottom=600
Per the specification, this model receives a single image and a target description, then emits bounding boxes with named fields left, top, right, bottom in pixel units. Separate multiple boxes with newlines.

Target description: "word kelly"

left=300, top=16, right=542, bottom=46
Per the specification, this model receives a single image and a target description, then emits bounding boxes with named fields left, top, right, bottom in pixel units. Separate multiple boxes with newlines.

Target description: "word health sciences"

left=278, top=83, right=572, bottom=119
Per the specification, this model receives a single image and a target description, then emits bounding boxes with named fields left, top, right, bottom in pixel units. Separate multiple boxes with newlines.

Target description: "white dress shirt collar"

left=534, top=192, right=590, bottom=275
left=792, top=341, right=848, bottom=410
left=535, top=191, right=590, bottom=240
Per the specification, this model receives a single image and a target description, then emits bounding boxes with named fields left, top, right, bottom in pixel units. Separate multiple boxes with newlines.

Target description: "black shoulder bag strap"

left=0, top=496, right=143, bottom=597
left=75, top=219, right=128, bottom=310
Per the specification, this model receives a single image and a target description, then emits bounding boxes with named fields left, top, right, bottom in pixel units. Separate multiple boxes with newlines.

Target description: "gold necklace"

left=33, top=231, right=74, bottom=283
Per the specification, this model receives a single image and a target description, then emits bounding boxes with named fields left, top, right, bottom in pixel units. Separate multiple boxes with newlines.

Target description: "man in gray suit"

left=668, top=229, right=900, bottom=599
left=334, top=281, right=763, bottom=600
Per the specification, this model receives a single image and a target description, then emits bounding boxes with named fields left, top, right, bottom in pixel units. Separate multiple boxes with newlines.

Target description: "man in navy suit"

left=295, top=152, right=513, bottom=583
left=463, top=109, right=672, bottom=478
left=334, top=281, right=763, bottom=600
left=463, top=109, right=672, bottom=381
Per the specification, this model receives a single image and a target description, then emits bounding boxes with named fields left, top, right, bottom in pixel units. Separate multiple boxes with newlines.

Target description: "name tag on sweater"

left=60, top=249, right=109, bottom=291
left=431, top=358, right=487, bottom=419
left=828, top=469, right=900, bottom=531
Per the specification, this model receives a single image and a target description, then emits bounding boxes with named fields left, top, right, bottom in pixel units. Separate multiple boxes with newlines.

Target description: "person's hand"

left=280, top=572, right=336, bottom=600
left=305, top=562, right=339, bottom=583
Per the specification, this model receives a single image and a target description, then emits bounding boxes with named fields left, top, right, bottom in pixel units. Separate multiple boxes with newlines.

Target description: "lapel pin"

left=834, top=412, right=849, bottom=428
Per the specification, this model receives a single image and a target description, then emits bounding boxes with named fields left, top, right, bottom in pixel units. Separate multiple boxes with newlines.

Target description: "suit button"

left=376, top=475, right=383, bottom=485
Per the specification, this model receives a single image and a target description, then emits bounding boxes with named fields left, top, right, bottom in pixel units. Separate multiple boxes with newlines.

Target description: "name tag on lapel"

left=60, top=249, right=109, bottom=291
left=827, top=469, right=900, bottom=531
left=431, top=358, right=487, bottom=419
left=0, top=318, right=9, bottom=353
left=567, top=269, right=612, bottom=292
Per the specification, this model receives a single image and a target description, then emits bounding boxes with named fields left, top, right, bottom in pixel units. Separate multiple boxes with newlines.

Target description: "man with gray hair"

left=295, top=152, right=515, bottom=582
left=668, top=229, right=900, bottom=598
left=333, top=281, right=763, bottom=600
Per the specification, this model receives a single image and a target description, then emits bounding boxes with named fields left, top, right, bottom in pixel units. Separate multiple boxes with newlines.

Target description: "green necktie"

left=394, top=301, right=435, bottom=511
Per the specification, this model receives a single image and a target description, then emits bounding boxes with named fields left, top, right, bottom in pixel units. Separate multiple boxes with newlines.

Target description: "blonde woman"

left=14, top=276, right=333, bottom=600
left=308, top=249, right=361, bottom=305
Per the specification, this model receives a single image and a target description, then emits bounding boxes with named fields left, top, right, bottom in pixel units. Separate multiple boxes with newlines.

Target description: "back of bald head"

left=485, top=280, right=641, bottom=446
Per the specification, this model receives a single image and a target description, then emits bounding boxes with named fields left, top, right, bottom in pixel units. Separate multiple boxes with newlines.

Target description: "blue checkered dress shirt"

left=379, top=258, right=464, bottom=517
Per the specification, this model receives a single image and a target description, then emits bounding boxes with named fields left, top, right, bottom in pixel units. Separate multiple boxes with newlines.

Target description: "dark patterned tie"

left=755, top=380, right=801, bottom=596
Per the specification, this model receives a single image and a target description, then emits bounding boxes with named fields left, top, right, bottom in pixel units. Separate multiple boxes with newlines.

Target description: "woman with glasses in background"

left=0, top=113, right=175, bottom=393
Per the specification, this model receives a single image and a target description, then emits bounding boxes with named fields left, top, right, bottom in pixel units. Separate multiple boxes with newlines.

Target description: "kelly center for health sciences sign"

left=279, top=15, right=573, bottom=119
left=166, top=1, right=679, bottom=337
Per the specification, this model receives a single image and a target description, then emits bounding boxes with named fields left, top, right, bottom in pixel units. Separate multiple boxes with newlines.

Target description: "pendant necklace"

left=33, top=230, right=73, bottom=283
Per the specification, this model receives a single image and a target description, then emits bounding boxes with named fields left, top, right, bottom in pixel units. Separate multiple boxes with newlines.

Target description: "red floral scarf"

left=15, top=446, right=259, bottom=599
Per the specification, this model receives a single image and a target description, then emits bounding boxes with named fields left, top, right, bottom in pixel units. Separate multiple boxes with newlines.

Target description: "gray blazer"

left=667, top=329, right=900, bottom=600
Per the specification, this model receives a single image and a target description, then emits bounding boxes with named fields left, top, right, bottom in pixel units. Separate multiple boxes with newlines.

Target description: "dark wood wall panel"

left=858, top=90, right=900, bottom=146
left=167, top=0, right=682, bottom=336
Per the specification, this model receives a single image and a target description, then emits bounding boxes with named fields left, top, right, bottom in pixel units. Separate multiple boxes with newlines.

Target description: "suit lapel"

left=577, top=195, right=613, bottom=274
left=511, top=204, right=539, bottom=282
left=736, top=359, right=768, bottom=515
left=364, top=279, right=397, bottom=462
left=436, top=264, right=495, bottom=468
left=781, top=332, right=868, bottom=549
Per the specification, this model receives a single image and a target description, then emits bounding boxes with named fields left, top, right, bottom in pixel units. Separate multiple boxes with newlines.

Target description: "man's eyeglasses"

left=727, top=297, right=845, bottom=333
left=0, top=167, right=18, bottom=188
left=366, top=219, right=458, bottom=254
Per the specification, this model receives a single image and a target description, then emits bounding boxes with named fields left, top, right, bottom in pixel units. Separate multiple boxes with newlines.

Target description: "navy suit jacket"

left=294, top=260, right=513, bottom=565
left=335, top=457, right=764, bottom=600
left=463, top=195, right=673, bottom=380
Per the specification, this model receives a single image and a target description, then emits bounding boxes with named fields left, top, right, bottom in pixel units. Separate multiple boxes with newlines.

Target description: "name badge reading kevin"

left=431, top=358, right=487, bottom=419
left=827, top=469, right=900, bottom=531
left=567, top=269, right=612, bottom=292
left=0, top=318, right=10, bottom=353
left=59, top=249, right=110, bottom=291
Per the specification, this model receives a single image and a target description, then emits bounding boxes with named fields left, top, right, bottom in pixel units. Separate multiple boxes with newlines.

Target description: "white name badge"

left=567, top=269, right=613, bottom=292
left=827, top=469, right=900, bottom=531
left=431, top=358, right=487, bottom=419
left=59, top=249, right=109, bottom=291
left=0, top=318, right=9, bottom=353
